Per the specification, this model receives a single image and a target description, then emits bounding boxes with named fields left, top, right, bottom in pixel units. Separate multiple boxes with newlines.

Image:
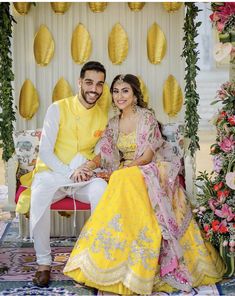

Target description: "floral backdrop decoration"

left=195, top=81, right=235, bottom=263
left=210, top=2, right=235, bottom=63
left=195, top=2, right=235, bottom=278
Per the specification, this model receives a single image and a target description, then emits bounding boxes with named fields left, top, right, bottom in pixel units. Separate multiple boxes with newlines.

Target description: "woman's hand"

left=71, top=165, right=94, bottom=182
left=95, top=171, right=112, bottom=182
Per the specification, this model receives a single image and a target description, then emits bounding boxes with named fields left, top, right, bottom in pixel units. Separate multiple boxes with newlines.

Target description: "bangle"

left=85, top=160, right=96, bottom=170
left=91, top=158, right=100, bottom=169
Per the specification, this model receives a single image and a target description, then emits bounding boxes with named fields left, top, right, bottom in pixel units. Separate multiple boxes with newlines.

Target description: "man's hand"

left=71, top=165, right=93, bottom=182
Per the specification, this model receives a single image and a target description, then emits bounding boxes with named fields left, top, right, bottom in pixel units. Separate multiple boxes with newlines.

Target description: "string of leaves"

left=181, top=3, right=201, bottom=157
left=0, top=3, right=16, bottom=161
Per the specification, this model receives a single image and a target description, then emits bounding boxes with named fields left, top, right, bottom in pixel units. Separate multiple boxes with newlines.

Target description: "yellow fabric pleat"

left=64, top=166, right=225, bottom=295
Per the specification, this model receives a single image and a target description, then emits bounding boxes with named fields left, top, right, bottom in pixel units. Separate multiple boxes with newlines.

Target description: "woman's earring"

left=132, top=98, right=137, bottom=113
left=112, top=102, right=118, bottom=115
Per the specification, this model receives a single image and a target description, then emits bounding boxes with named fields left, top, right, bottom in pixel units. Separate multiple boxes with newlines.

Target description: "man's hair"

left=80, top=61, right=106, bottom=80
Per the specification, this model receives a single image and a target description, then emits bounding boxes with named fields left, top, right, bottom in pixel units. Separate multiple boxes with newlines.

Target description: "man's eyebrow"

left=84, top=78, right=104, bottom=84
left=84, top=78, right=93, bottom=82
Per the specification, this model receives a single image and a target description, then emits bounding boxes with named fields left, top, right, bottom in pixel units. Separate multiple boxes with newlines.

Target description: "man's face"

left=79, top=70, right=105, bottom=108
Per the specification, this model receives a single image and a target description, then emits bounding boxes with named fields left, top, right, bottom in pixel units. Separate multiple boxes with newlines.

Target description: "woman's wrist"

left=85, top=160, right=97, bottom=170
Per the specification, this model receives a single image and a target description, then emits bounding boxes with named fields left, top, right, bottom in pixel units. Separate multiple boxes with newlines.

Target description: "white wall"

left=12, top=2, right=185, bottom=130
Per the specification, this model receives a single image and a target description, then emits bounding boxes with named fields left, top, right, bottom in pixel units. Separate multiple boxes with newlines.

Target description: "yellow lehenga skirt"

left=64, top=165, right=225, bottom=295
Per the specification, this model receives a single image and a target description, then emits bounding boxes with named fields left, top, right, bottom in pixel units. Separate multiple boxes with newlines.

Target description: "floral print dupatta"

left=100, top=107, right=193, bottom=291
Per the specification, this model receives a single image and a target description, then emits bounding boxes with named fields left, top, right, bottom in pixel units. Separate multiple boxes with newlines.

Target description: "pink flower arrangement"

left=210, top=2, right=235, bottom=33
left=195, top=81, right=235, bottom=253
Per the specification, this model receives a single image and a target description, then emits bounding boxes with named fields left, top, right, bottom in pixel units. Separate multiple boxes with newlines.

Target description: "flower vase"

left=219, top=242, right=235, bottom=278
left=219, top=33, right=230, bottom=43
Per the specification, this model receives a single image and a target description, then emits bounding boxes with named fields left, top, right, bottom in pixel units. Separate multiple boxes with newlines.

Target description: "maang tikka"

left=116, top=74, right=125, bottom=85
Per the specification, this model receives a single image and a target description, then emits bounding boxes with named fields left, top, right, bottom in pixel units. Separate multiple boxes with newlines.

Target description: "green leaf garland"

left=181, top=3, right=201, bottom=157
left=0, top=3, right=16, bottom=161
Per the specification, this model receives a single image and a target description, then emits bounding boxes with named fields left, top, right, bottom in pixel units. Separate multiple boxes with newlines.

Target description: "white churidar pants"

left=30, top=154, right=107, bottom=266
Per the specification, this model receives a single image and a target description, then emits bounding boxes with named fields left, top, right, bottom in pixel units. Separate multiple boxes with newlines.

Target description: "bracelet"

left=85, top=160, right=97, bottom=170
left=91, top=158, right=100, bottom=169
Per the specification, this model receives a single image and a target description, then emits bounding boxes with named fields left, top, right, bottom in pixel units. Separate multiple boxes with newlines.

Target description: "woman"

left=64, top=74, right=225, bottom=295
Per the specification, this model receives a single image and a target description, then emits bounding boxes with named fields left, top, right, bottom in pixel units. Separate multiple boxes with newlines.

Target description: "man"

left=30, top=61, right=109, bottom=287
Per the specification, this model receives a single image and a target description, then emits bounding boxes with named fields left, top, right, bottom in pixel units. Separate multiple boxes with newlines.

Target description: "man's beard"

left=81, top=88, right=102, bottom=106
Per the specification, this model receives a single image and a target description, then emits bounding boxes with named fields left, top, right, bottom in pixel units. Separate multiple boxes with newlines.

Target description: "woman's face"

left=112, top=81, right=135, bottom=112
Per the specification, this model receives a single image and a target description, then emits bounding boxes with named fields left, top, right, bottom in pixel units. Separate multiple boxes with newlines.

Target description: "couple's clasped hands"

left=71, top=165, right=112, bottom=183
left=71, top=164, right=94, bottom=182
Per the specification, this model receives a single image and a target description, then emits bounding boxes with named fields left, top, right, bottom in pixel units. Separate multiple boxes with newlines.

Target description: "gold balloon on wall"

left=50, top=2, right=71, bottom=14
left=88, top=2, right=108, bottom=13
left=71, top=23, right=92, bottom=64
left=163, top=75, right=183, bottom=117
left=13, top=2, right=31, bottom=15
left=162, top=2, right=182, bottom=12
left=138, top=76, right=149, bottom=104
left=19, top=80, right=39, bottom=120
left=128, top=2, right=145, bottom=11
left=147, top=22, right=166, bottom=64
left=52, top=78, right=73, bottom=102
left=34, top=25, right=55, bottom=66
left=108, top=23, right=129, bottom=65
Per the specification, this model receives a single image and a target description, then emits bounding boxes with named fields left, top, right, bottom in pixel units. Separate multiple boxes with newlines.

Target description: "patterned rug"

left=0, top=219, right=234, bottom=295
left=0, top=246, right=72, bottom=281
left=0, top=282, right=95, bottom=295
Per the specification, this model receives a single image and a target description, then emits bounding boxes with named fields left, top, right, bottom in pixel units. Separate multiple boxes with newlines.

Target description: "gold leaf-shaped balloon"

left=13, top=2, right=31, bottom=15
left=34, top=25, right=55, bottom=66
left=162, top=2, right=182, bottom=12
left=128, top=2, right=145, bottom=11
left=97, top=83, right=111, bottom=111
left=138, top=76, right=149, bottom=104
left=71, top=23, right=92, bottom=64
left=163, top=75, right=183, bottom=117
left=88, top=2, right=108, bottom=13
left=19, top=80, right=39, bottom=120
left=51, top=2, right=71, bottom=14
left=147, top=22, right=166, bottom=64
left=52, top=77, right=73, bottom=102
left=108, top=23, right=129, bottom=65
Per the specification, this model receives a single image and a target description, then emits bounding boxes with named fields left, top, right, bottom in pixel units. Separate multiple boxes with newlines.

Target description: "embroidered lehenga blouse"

left=64, top=108, right=224, bottom=295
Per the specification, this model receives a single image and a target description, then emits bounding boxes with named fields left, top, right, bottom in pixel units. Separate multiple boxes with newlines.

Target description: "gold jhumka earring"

left=132, top=97, right=137, bottom=113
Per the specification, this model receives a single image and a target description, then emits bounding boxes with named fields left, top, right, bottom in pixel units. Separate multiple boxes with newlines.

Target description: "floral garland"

left=181, top=3, right=201, bottom=157
left=0, top=3, right=16, bottom=161
left=195, top=81, right=235, bottom=253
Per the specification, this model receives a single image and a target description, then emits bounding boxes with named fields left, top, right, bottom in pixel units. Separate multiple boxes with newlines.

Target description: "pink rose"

left=219, top=135, right=235, bottom=152
left=223, top=240, right=228, bottom=247
left=225, top=172, right=235, bottom=190
left=217, top=21, right=225, bottom=32
left=229, top=241, right=235, bottom=247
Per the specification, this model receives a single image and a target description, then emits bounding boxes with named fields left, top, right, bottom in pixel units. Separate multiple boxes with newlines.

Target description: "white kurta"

left=30, top=102, right=107, bottom=265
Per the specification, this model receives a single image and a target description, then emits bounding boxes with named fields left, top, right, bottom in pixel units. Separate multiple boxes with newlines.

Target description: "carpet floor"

left=0, top=219, right=234, bottom=295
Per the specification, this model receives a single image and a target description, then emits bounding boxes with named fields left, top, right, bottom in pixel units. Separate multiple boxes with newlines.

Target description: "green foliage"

left=194, top=81, right=235, bottom=252
left=181, top=3, right=201, bottom=157
left=0, top=3, right=16, bottom=161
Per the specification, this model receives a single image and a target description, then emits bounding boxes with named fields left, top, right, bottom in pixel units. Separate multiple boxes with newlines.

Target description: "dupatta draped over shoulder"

left=99, top=107, right=193, bottom=291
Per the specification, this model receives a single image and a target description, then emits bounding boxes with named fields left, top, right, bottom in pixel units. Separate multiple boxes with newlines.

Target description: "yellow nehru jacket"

left=16, top=92, right=110, bottom=214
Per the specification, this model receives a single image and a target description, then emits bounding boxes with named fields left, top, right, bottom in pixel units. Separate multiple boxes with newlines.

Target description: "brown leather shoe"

left=32, top=270, right=51, bottom=287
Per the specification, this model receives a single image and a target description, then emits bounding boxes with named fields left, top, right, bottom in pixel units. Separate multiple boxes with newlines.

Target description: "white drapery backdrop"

left=12, top=2, right=185, bottom=130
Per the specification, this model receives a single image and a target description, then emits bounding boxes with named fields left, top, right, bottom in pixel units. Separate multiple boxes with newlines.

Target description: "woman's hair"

left=110, top=74, right=147, bottom=108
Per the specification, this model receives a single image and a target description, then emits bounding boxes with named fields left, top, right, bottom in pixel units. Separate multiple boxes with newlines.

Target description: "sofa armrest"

left=5, top=154, right=18, bottom=211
